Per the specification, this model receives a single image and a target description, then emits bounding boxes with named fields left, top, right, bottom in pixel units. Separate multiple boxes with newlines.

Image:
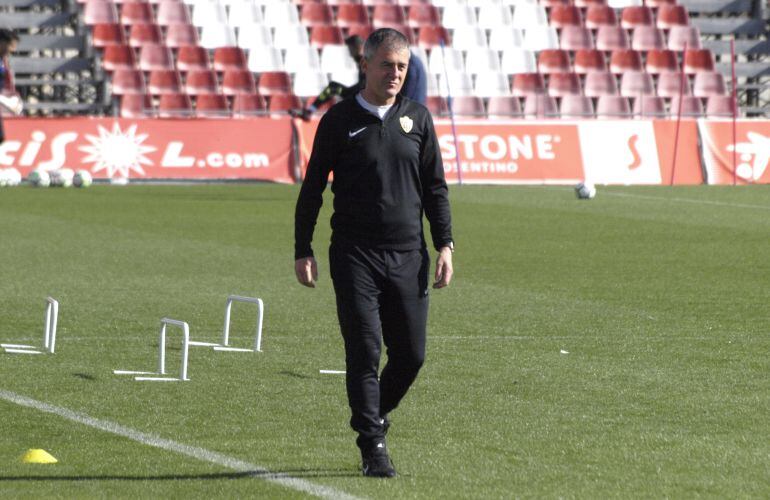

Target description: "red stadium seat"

left=83, top=0, right=119, bottom=25
left=583, top=71, right=618, bottom=97
left=138, top=44, right=174, bottom=71
left=128, top=23, right=163, bottom=47
left=165, top=23, right=199, bottom=48
left=705, top=95, right=737, bottom=117
left=537, top=49, right=571, bottom=74
left=425, top=96, right=448, bottom=117
left=595, top=26, right=630, bottom=51
left=196, top=93, right=230, bottom=117
left=511, top=73, right=546, bottom=97
left=645, top=49, right=679, bottom=74
left=667, top=26, right=702, bottom=51
left=212, top=47, right=248, bottom=72
left=620, top=6, right=653, bottom=30
left=693, top=71, right=728, bottom=97
left=585, top=5, right=617, bottom=30
left=232, top=93, right=267, bottom=117
left=548, top=72, right=582, bottom=97
left=120, top=1, right=154, bottom=25
left=91, top=23, right=126, bottom=48
left=523, top=94, right=558, bottom=118
left=560, top=26, right=594, bottom=51
left=336, top=4, right=370, bottom=28
left=158, top=92, right=194, bottom=117
left=450, top=96, right=485, bottom=118
left=120, top=93, right=154, bottom=117
left=619, top=71, right=654, bottom=97
left=269, top=93, right=303, bottom=116
left=656, top=71, right=691, bottom=98
left=363, top=0, right=398, bottom=6
left=372, top=4, right=406, bottom=28
left=345, top=24, right=375, bottom=40
left=575, top=0, right=607, bottom=8
left=176, top=45, right=210, bottom=72
left=300, top=3, right=334, bottom=27
left=407, top=4, right=440, bottom=28
left=221, top=69, right=257, bottom=95
left=417, top=26, right=450, bottom=49
left=670, top=95, right=704, bottom=117
left=258, top=71, right=292, bottom=96
left=184, top=69, right=219, bottom=95
left=147, top=69, right=183, bottom=94
left=549, top=5, right=583, bottom=29
left=560, top=95, right=595, bottom=118
left=683, top=49, right=715, bottom=74
left=310, top=26, right=345, bottom=47
left=633, top=95, right=666, bottom=117
left=156, top=0, right=191, bottom=26
left=111, top=68, right=147, bottom=94
left=609, top=49, right=643, bottom=74
left=631, top=26, right=665, bottom=51
left=102, top=45, right=136, bottom=71
left=596, top=95, right=631, bottom=118
left=573, top=49, right=607, bottom=74
left=646, top=0, right=677, bottom=8
left=657, top=5, right=690, bottom=30
left=487, top=96, right=522, bottom=119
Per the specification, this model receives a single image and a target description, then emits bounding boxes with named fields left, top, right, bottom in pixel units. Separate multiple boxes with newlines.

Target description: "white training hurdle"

left=113, top=318, right=191, bottom=381
left=2, top=297, right=59, bottom=355
left=214, top=295, right=264, bottom=353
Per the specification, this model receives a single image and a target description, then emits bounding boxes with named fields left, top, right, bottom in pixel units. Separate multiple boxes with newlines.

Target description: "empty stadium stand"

left=2, top=0, right=767, bottom=118
left=4, top=0, right=106, bottom=115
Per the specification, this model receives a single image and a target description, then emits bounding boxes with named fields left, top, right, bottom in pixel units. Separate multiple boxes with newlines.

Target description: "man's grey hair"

left=363, top=28, right=410, bottom=61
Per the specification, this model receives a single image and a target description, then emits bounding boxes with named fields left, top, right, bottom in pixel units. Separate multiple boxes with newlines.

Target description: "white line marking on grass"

left=0, top=389, right=362, bottom=500
left=604, top=191, right=770, bottom=211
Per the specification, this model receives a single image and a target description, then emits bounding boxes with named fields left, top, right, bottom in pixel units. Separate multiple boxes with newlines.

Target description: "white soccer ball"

left=50, top=168, right=75, bottom=188
left=4, top=168, right=21, bottom=186
left=575, top=182, right=596, bottom=200
left=73, top=170, right=93, bottom=188
left=0, top=169, right=8, bottom=187
left=28, top=169, right=51, bottom=187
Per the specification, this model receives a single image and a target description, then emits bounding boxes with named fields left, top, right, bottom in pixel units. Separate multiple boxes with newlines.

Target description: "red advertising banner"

left=698, top=120, right=770, bottom=184
left=295, top=118, right=704, bottom=185
left=0, top=117, right=294, bottom=182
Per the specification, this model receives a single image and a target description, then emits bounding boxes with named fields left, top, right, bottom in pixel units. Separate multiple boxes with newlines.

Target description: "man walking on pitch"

left=294, top=28, right=454, bottom=478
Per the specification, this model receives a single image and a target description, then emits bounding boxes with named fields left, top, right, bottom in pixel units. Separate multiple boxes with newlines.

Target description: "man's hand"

left=295, top=257, right=318, bottom=288
left=433, top=247, right=453, bottom=289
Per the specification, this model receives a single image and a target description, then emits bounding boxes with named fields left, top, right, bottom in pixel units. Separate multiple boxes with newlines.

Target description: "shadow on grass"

left=0, top=468, right=360, bottom=481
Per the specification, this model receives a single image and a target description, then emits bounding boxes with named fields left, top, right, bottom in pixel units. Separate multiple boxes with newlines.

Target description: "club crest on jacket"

left=399, top=116, right=413, bottom=133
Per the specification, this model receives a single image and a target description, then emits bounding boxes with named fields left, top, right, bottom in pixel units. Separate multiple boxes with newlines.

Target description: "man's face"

left=361, top=45, right=409, bottom=105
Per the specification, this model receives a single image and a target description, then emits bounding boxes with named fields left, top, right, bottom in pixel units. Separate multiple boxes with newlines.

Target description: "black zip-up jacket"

left=294, top=95, right=452, bottom=260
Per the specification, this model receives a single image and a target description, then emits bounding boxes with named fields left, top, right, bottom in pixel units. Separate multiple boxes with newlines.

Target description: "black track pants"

left=329, top=244, right=429, bottom=450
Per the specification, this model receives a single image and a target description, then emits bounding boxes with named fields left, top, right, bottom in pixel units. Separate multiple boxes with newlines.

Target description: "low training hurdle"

left=114, top=318, right=191, bottom=381
left=2, top=297, right=58, bottom=355
left=214, top=295, right=264, bottom=353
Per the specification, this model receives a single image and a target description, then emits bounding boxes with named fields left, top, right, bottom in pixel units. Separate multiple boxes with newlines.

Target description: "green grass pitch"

left=0, top=184, right=768, bottom=499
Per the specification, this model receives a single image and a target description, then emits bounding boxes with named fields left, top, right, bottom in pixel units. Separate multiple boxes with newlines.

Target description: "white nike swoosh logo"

left=349, top=127, right=366, bottom=138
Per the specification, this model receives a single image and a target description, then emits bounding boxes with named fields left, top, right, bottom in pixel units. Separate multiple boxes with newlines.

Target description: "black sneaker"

left=361, top=442, right=396, bottom=478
